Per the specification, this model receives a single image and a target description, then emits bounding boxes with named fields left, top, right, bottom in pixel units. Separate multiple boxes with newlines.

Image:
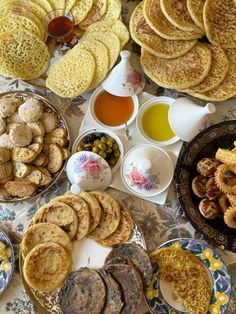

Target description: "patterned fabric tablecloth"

left=0, top=1, right=236, bottom=313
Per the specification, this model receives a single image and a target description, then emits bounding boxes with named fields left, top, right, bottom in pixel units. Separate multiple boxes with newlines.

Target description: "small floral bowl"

left=120, top=144, right=174, bottom=197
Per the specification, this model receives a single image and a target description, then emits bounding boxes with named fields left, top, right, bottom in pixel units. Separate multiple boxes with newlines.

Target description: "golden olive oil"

left=142, top=104, right=175, bottom=141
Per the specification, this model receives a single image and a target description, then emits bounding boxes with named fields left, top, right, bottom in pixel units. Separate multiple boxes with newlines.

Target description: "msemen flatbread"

left=181, top=45, right=229, bottom=93
left=203, top=0, right=236, bottom=48
left=130, top=3, right=196, bottom=59
left=160, top=0, right=202, bottom=33
left=144, top=0, right=201, bottom=40
left=21, top=222, right=72, bottom=258
left=0, top=30, right=49, bottom=80
left=79, top=0, right=107, bottom=29
left=187, top=49, right=236, bottom=101
left=187, top=0, right=205, bottom=31
left=23, top=242, right=72, bottom=292
left=46, top=47, right=95, bottom=98
left=141, top=43, right=211, bottom=89
left=71, top=0, right=93, bottom=25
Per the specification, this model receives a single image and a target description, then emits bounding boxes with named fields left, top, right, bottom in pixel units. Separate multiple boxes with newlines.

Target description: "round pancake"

left=104, top=263, right=143, bottom=314
left=65, top=0, right=77, bottom=11
left=32, top=201, right=78, bottom=240
left=97, top=269, right=123, bottom=314
left=181, top=45, right=229, bottom=93
left=48, top=0, right=65, bottom=10
left=143, top=0, right=201, bottom=40
left=0, top=30, right=49, bottom=80
left=79, top=0, right=108, bottom=29
left=187, top=0, right=205, bottom=31
left=187, top=49, right=236, bottom=101
left=46, top=47, right=95, bottom=98
left=98, top=204, right=133, bottom=247
left=79, top=191, right=102, bottom=233
left=105, top=242, right=153, bottom=286
left=58, top=268, right=106, bottom=314
left=33, top=0, right=53, bottom=13
left=141, top=43, right=212, bottom=89
left=52, top=194, right=90, bottom=240
left=100, top=0, right=121, bottom=23
left=204, top=0, right=236, bottom=48
left=23, top=242, right=72, bottom=292
left=89, top=191, right=121, bottom=240
left=130, top=2, right=196, bottom=59
left=21, top=222, right=72, bottom=258
left=71, top=0, right=93, bottom=25
left=82, top=31, right=120, bottom=70
left=160, top=0, right=202, bottom=33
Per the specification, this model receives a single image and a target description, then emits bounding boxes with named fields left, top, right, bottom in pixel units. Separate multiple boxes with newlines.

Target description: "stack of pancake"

left=130, top=0, right=236, bottom=101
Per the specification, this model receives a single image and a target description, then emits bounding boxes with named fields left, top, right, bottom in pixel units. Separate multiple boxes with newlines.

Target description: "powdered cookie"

left=9, top=124, right=32, bottom=147
left=40, top=112, right=59, bottom=133
left=0, top=133, right=13, bottom=150
left=0, top=97, right=19, bottom=118
left=19, top=99, right=43, bottom=122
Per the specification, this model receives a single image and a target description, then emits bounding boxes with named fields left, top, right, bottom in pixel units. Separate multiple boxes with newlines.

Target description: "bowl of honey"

left=89, top=87, right=139, bottom=130
left=136, top=96, right=179, bottom=146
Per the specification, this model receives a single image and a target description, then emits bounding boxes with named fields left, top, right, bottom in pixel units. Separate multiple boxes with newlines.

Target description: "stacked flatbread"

left=130, top=0, right=236, bottom=101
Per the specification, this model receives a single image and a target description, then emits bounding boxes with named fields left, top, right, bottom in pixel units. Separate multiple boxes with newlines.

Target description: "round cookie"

left=0, top=133, right=14, bottom=149
left=9, top=124, right=33, bottom=147
left=0, top=161, right=12, bottom=179
left=0, top=97, right=19, bottom=118
left=199, top=198, right=221, bottom=219
left=191, top=175, right=208, bottom=198
left=19, top=99, right=43, bottom=122
left=0, top=147, right=10, bottom=163
left=40, top=112, right=59, bottom=133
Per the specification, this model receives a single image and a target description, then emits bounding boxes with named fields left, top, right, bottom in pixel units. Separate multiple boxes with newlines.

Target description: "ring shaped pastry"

left=214, top=164, right=236, bottom=194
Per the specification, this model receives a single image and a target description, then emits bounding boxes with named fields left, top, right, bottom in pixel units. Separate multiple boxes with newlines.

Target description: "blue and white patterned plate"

left=0, top=229, right=14, bottom=295
left=145, top=238, right=231, bottom=314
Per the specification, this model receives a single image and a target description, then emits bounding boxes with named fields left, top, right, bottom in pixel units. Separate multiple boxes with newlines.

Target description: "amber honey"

left=48, top=16, right=74, bottom=40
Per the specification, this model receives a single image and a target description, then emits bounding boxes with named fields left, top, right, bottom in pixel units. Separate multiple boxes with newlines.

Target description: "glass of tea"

left=44, top=9, right=74, bottom=43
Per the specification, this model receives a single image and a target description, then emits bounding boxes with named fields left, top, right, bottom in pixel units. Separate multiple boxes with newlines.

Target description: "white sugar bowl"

left=66, top=151, right=112, bottom=194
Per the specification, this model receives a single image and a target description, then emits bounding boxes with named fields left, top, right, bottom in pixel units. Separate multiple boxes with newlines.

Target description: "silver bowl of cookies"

left=0, top=91, right=70, bottom=202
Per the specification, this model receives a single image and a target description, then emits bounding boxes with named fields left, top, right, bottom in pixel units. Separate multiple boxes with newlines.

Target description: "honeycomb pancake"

left=100, top=0, right=121, bottom=23
left=160, top=0, right=203, bottom=33
left=21, top=222, right=72, bottom=258
left=143, top=0, right=201, bottom=40
left=32, top=0, right=53, bottom=13
left=0, top=30, right=49, bottom=80
left=150, top=247, right=211, bottom=314
left=97, top=269, right=123, bottom=314
left=98, top=204, right=133, bottom=247
left=48, top=0, right=65, bottom=9
left=187, top=49, right=236, bottom=101
left=71, top=0, right=93, bottom=25
left=105, top=242, right=153, bottom=286
left=141, top=43, right=212, bottom=89
left=181, top=45, right=229, bottom=93
left=32, top=202, right=78, bottom=240
left=79, top=0, right=108, bottom=29
left=89, top=190, right=121, bottom=240
left=187, top=0, right=205, bottom=31
left=130, top=3, right=196, bottom=59
left=23, top=242, right=72, bottom=292
left=105, top=263, right=143, bottom=314
left=204, top=0, right=236, bottom=48
left=58, top=268, right=106, bottom=314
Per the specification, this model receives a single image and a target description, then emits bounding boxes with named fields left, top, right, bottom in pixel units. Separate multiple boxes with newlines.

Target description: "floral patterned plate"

left=0, top=229, right=14, bottom=295
left=145, top=238, right=231, bottom=314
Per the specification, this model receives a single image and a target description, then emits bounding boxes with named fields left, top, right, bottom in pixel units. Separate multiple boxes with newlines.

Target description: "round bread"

left=105, top=242, right=153, bottom=286
left=53, top=194, right=90, bottom=240
left=89, top=191, right=121, bottom=240
left=9, top=124, right=32, bottom=147
left=23, top=242, right=72, bottom=292
left=97, top=269, right=123, bottom=314
left=21, top=222, right=72, bottom=258
left=33, top=202, right=78, bottom=240
left=98, top=204, right=133, bottom=247
left=79, top=0, right=107, bottom=29
left=130, top=3, right=196, bottom=59
left=18, top=99, right=43, bottom=123
left=141, top=43, right=212, bottom=89
left=0, top=97, right=19, bottom=118
left=58, top=268, right=106, bottom=314
left=79, top=191, right=102, bottom=232
left=104, top=263, right=143, bottom=314
left=143, top=0, right=201, bottom=40
left=0, top=30, right=49, bottom=80
left=187, top=0, right=205, bottom=31
left=71, top=0, right=93, bottom=24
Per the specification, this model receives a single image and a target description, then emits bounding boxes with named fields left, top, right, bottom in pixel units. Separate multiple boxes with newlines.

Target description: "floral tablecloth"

left=0, top=1, right=236, bottom=313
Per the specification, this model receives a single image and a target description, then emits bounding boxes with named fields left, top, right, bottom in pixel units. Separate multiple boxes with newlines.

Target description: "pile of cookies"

left=59, top=242, right=153, bottom=314
left=192, top=143, right=236, bottom=228
left=130, top=0, right=236, bottom=101
left=0, top=94, right=70, bottom=200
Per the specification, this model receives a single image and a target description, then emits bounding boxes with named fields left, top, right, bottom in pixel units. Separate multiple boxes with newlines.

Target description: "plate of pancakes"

left=146, top=238, right=231, bottom=314
left=19, top=190, right=154, bottom=314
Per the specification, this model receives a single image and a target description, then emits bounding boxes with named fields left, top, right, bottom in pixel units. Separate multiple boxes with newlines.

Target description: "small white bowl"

left=136, top=96, right=179, bottom=146
left=89, top=86, right=139, bottom=130
left=72, top=128, right=124, bottom=174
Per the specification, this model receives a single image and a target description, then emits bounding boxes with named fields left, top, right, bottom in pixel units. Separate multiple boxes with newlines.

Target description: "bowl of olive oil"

left=136, top=96, right=179, bottom=146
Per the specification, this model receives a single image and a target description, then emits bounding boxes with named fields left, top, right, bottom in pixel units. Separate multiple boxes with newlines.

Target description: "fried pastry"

left=224, top=206, right=236, bottom=228
left=197, top=157, right=219, bottom=176
left=216, top=148, right=236, bottom=165
left=205, top=177, right=221, bottom=200
left=214, top=164, right=236, bottom=194
left=199, top=198, right=221, bottom=219
left=227, top=194, right=236, bottom=206
left=218, top=194, right=230, bottom=214
left=191, top=175, right=207, bottom=198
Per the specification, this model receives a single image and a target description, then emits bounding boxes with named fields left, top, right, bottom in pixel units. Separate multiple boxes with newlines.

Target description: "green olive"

left=114, top=150, right=120, bottom=158
left=98, top=143, right=106, bottom=151
left=94, top=139, right=101, bottom=147
left=77, top=144, right=84, bottom=152
left=101, top=136, right=107, bottom=143
left=99, top=151, right=107, bottom=158
left=92, top=147, right=99, bottom=154
left=108, top=159, right=117, bottom=166
left=107, top=140, right=113, bottom=147
left=107, top=148, right=112, bottom=153
left=113, top=143, right=119, bottom=150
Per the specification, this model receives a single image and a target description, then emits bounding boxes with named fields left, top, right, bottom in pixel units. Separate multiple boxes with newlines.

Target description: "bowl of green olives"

left=72, top=129, right=124, bottom=173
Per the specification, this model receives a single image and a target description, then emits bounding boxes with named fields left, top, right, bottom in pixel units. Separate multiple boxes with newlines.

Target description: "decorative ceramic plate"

left=175, top=120, right=236, bottom=251
left=145, top=238, right=231, bottom=314
left=19, top=222, right=145, bottom=313
left=0, top=229, right=14, bottom=295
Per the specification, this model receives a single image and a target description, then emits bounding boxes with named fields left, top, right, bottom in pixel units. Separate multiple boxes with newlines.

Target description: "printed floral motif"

left=5, top=291, right=34, bottom=313
left=210, top=259, right=223, bottom=271
left=0, top=231, right=14, bottom=295
left=0, top=208, right=16, bottom=222
left=124, top=70, right=143, bottom=92
left=128, top=165, right=159, bottom=191
left=202, top=248, right=213, bottom=260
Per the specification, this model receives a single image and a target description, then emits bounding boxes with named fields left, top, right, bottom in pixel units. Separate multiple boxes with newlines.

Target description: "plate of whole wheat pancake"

left=19, top=190, right=148, bottom=313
